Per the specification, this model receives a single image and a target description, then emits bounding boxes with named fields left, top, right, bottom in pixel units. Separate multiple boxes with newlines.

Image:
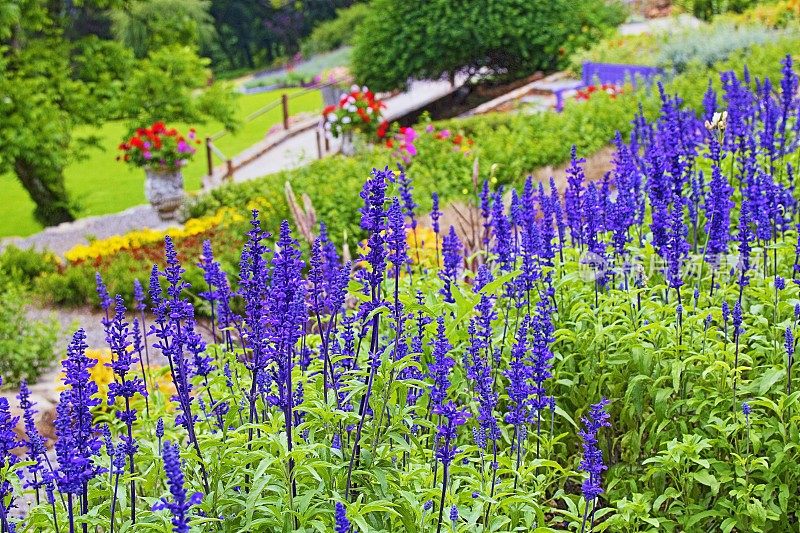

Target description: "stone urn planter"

left=339, top=131, right=356, bottom=156
left=144, top=167, right=185, bottom=220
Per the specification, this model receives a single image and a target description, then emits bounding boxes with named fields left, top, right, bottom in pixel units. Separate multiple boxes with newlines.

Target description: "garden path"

left=210, top=77, right=465, bottom=184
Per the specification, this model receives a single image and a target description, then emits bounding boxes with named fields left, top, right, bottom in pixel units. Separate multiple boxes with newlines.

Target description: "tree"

left=351, top=0, right=627, bottom=92
left=110, top=0, right=216, bottom=58
left=0, top=0, right=237, bottom=227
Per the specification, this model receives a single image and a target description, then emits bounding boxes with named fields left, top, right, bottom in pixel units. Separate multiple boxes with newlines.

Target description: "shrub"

left=0, top=281, right=58, bottom=387
left=300, top=3, right=370, bottom=56
left=673, top=0, right=762, bottom=20
left=0, top=245, right=59, bottom=287
left=718, top=0, right=800, bottom=27
left=351, top=0, right=626, bottom=91
left=657, top=23, right=783, bottom=73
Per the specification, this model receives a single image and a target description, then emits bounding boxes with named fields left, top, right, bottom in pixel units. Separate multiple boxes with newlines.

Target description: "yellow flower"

left=64, top=208, right=244, bottom=263
left=56, top=349, right=114, bottom=402
left=407, top=226, right=441, bottom=270
left=56, top=348, right=176, bottom=412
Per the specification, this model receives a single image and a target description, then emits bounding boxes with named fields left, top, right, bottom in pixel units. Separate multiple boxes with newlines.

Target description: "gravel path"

left=2, top=204, right=177, bottom=256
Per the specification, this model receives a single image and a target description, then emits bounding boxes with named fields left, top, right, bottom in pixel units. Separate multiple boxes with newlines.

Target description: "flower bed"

left=2, top=52, right=800, bottom=532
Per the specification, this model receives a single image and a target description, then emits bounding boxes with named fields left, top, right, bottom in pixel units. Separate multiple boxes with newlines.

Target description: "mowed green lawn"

left=0, top=88, right=322, bottom=238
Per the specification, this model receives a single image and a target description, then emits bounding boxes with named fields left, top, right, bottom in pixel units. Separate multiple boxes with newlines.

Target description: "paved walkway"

left=213, top=77, right=464, bottom=185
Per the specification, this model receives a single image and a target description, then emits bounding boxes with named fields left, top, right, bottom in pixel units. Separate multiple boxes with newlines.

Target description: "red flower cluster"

left=322, top=86, right=386, bottom=139
left=377, top=120, right=390, bottom=139
left=118, top=121, right=199, bottom=171
left=574, top=84, right=623, bottom=101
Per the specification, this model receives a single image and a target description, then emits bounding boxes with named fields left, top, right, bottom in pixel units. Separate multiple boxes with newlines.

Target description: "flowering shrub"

left=383, top=123, right=474, bottom=163
left=65, top=209, right=244, bottom=263
left=322, top=85, right=385, bottom=139
left=4, top=53, right=800, bottom=532
left=118, top=121, right=201, bottom=171
left=36, top=209, right=247, bottom=308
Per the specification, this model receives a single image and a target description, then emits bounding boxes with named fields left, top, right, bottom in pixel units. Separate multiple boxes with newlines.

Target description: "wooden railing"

left=204, top=77, right=349, bottom=180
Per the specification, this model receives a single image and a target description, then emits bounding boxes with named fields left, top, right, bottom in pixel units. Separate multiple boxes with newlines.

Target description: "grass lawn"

left=0, top=87, right=322, bottom=238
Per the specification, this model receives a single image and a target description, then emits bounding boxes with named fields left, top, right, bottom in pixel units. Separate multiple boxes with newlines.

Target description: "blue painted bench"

left=554, top=62, right=663, bottom=111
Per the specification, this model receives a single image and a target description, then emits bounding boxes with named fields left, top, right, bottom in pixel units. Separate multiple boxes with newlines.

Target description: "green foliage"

left=0, top=280, right=58, bottom=388
left=35, top=263, right=102, bottom=308
left=673, top=0, right=763, bottom=20
left=658, top=23, right=783, bottom=73
left=0, top=0, right=238, bottom=229
left=300, top=3, right=369, bottom=56
left=111, top=0, right=216, bottom=58
left=121, top=45, right=238, bottom=131
left=351, top=0, right=626, bottom=91
left=0, top=245, right=59, bottom=287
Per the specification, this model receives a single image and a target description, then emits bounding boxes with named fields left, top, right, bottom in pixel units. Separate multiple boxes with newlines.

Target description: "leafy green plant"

left=0, top=281, right=58, bottom=388
left=658, top=23, right=783, bottom=73
left=0, top=245, right=59, bottom=287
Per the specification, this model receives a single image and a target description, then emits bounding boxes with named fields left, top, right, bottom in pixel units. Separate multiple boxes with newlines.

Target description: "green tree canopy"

left=351, top=0, right=627, bottom=92
left=111, top=0, right=216, bottom=58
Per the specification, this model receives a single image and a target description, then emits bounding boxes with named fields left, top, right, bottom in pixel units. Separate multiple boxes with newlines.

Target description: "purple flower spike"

left=153, top=441, right=203, bottom=533
left=334, top=502, right=350, bottom=533
left=55, top=329, right=104, bottom=496
left=578, top=398, right=611, bottom=502
left=439, top=226, right=463, bottom=303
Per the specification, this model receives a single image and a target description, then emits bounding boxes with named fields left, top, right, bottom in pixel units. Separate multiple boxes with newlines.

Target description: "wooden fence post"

left=316, top=129, right=322, bottom=159
left=225, top=160, right=234, bottom=180
left=281, top=93, right=289, bottom=130
left=205, top=137, right=213, bottom=176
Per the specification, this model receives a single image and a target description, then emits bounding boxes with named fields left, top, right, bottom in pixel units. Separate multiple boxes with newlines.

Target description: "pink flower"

left=143, top=151, right=152, bottom=160
left=439, top=129, right=451, bottom=139
left=143, top=141, right=152, bottom=149
left=403, top=127, right=418, bottom=144
left=177, top=140, right=189, bottom=153
left=405, top=142, right=417, bottom=156
left=425, top=124, right=435, bottom=133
